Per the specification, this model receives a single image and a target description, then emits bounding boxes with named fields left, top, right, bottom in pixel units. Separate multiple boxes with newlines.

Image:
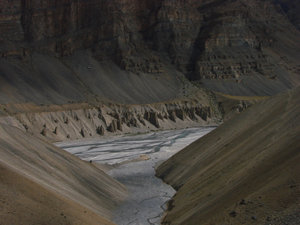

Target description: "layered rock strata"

left=0, top=0, right=299, bottom=96
left=0, top=98, right=221, bottom=142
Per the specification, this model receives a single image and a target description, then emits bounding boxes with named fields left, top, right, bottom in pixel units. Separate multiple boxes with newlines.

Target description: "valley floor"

left=58, top=127, right=215, bottom=225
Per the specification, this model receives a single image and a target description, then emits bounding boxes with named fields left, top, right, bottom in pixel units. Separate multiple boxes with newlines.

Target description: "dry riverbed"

left=57, top=127, right=215, bottom=225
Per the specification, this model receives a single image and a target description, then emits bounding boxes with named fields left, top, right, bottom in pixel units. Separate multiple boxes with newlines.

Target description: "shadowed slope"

left=157, top=88, right=300, bottom=225
left=0, top=0, right=299, bottom=100
left=0, top=52, right=186, bottom=105
left=0, top=124, right=126, bottom=225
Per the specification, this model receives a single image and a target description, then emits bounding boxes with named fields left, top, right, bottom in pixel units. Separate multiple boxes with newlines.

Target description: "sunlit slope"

left=0, top=124, right=126, bottom=225
left=157, top=88, right=300, bottom=225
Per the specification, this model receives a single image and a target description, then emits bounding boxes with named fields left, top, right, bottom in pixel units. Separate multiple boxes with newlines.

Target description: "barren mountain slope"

left=157, top=88, right=300, bottom=225
left=0, top=51, right=190, bottom=105
left=0, top=0, right=299, bottom=102
left=0, top=123, right=126, bottom=225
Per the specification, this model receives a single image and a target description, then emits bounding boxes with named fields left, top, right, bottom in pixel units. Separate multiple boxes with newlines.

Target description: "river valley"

left=57, top=127, right=215, bottom=225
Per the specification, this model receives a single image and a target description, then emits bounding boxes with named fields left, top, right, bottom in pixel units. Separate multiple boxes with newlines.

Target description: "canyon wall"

left=0, top=0, right=298, bottom=137
left=0, top=0, right=299, bottom=97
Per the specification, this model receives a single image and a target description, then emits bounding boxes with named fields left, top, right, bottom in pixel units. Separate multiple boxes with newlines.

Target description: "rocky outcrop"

left=144, top=111, right=160, bottom=128
left=0, top=98, right=221, bottom=142
left=107, top=120, right=118, bottom=133
left=96, top=125, right=105, bottom=135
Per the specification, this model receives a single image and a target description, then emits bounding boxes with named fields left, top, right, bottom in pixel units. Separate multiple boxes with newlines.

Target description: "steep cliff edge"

left=156, top=88, right=300, bottom=225
left=0, top=90, right=222, bottom=142
left=0, top=0, right=299, bottom=98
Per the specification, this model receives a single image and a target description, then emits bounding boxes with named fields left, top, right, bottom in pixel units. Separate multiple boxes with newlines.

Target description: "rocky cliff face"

left=0, top=0, right=159, bottom=62
left=0, top=95, right=222, bottom=142
left=0, top=0, right=299, bottom=97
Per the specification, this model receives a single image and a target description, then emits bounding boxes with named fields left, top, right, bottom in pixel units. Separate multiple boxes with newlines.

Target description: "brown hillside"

left=0, top=124, right=127, bottom=225
left=157, top=88, right=300, bottom=225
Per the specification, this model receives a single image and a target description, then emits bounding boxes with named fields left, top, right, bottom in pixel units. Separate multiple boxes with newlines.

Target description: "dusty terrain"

left=0, top=123, right=126, bottom=225
left=157, top=88, right=300, bottom=224
left=0, top=0, right=299, bottom=224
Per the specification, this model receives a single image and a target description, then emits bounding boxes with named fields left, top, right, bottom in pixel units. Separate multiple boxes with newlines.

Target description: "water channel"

left=57, top=127, right=215, bottom=225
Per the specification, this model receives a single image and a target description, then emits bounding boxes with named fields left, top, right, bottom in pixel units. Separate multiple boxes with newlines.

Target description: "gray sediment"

left=59, top=127, right=215, bottom=225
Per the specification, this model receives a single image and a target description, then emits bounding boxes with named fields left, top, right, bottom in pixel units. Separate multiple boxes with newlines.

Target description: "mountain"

left=0, top=0, right=299, bottom=104
left=0, top=123, right=126, bottom=225
left=0, top=1, right=299, bottom=224
left=156, top=87, right=300, bottom=225
left=0, top=0, right=298, bottom=141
